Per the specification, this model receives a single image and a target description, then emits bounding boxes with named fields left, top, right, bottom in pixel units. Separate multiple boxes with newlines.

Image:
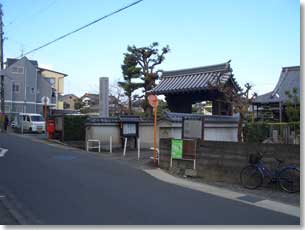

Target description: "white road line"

left=144, top=168, right=300, bottom=217
left=0, top=148, right=8, bottom=157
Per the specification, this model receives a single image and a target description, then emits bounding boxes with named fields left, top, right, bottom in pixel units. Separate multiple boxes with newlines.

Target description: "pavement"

left=0, top=131, right=301, bottom=225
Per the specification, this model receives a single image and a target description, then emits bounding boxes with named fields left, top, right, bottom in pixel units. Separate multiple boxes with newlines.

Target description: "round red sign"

left=148, top=95, right=158, bottom=108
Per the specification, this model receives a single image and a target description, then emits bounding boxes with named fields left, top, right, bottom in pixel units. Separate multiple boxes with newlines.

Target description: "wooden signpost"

left=148, top=94, right=158, bottom=164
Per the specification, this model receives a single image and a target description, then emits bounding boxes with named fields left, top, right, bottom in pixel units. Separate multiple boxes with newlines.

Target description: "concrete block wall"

left=159, top=138, right=300, bottom=183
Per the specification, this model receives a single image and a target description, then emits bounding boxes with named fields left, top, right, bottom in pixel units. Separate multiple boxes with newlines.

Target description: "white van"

left=14, top=113, right=45, bottom=133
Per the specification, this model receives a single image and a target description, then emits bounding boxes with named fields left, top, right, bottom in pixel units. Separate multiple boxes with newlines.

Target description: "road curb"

left=144, top=168, right=300, bottom=218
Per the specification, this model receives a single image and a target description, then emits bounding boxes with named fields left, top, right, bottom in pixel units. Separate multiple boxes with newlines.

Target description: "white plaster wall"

left=139, top=124, right=158, bottom=149
left=85, top=121, right=238, bottom=150
left=204, top=127, right=238, bottom=142
left=86, top=124, right=121, bottom=149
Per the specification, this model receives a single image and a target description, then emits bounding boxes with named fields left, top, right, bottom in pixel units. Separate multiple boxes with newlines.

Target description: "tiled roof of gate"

left=163, top=112, right=239, bottom=123
left=152, top=61, right=240, bottom=94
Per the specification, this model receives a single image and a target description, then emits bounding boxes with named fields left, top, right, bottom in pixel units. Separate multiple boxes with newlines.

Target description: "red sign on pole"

left=148, top=94, right=158, bottom=108
left=148, top=94, right=158, bottom=164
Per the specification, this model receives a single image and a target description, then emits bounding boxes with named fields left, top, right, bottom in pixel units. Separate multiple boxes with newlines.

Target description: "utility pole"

left=0, top=4, right=5, bottom=131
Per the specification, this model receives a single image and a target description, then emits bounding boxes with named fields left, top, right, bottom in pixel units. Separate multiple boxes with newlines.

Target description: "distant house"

left=38, top=67, right=68, bottom=109
left=0, top=57, right=68, bottom=115
left=252, top=66, right=300, bottom=122
left=80, top=93, right=99, bottom=114
left=109, top=95, right=128, bottom=116
left=59, top=94, right=79, bottom=110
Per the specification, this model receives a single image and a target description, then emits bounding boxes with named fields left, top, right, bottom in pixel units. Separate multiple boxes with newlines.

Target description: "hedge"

left=243, top=122, right=269, bottom=143
left=243, top=122, right=300, bottom=143
left=64, top=115, right=88, bottom=141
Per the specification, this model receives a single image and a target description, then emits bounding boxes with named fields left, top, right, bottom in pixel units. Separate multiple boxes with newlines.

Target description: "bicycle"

left=240, top=152, right=300, bottom=193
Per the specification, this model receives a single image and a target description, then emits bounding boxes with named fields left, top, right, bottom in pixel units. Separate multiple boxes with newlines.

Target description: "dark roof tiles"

left=163, top=112, right=239, bottom=123
left=152, top=61, right=240, bottom=94
left=254, top=66, right=300, bottom=104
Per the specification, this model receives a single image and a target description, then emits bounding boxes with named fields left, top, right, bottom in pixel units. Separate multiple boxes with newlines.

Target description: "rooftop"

left=163, top=112, right=239, bottom=123
left=254, top=66, right=300, bottom=104
left=38, top=67, right=68, bottom=77
left=6, top=57, right=38, bottom=67
left=152, top=61, right=241, bottom=95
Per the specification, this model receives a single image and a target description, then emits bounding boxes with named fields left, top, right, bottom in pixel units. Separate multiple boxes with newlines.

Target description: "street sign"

left=148, top=94, right=158, bottom=108
left=148, top=94, right=158, bottom=164
left=41, top=96, right=50, bottom=105
left=171, top=139, right=183, bottom=159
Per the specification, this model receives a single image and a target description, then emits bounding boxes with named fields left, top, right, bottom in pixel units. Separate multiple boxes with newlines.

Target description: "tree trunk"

left=144, top=95, right=153, bottom=118
left=237, top=113, right=244, bottom=142
left=128, top=95, right=132, bottom=114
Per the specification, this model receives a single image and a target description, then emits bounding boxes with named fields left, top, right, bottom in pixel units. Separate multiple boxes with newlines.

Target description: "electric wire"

left=18, top=0, right=143, bottom=58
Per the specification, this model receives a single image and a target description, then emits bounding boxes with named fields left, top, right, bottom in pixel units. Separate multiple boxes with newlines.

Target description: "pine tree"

left=125, top=42, right=170, bottom=117
left=118, top=54, right=142, bottom=114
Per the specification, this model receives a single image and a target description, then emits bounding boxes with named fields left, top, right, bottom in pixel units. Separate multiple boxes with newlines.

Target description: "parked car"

left=13, top=113, right=46, bottom=133
left=11, top=120, right=17, bottom=128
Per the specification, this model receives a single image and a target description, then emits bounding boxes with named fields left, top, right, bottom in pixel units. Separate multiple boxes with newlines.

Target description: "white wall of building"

left=85, top=120, right=238, bottom=150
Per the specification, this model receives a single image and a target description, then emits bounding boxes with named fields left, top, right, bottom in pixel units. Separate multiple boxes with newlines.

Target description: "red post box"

left=47, top=119, right=55, bottom=139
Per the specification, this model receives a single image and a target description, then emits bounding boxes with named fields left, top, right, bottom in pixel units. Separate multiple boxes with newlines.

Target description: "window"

left=11, top=66, right=24, bottom=74
left=52, top=88, right=56, bottom=97
left=12, top=83, right=20, bottom=93
left=31, top=116, right=44, bottom=122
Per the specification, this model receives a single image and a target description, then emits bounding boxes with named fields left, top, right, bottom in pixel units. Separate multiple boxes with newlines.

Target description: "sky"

left=1, top=0, right=300, bottom=97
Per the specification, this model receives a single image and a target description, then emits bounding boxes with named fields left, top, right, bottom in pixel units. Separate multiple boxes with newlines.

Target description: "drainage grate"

left=237, top=195, right=265, bottom=203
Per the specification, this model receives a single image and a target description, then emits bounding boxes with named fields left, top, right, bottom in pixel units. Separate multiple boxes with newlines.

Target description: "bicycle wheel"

left=279, top=168, right=300, bottom=193
left=240, top=165, right=263, bottom=189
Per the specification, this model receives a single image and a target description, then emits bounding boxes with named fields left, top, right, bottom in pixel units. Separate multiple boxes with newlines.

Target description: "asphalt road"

left=0, top=133, right=300, bottom=225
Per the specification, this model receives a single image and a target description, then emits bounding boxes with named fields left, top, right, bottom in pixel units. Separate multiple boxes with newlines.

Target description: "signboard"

left=171, top=139, right=183, bottom=159
left=122, top=123, right=137, bottom=136
left=183, top=139, right=197, bottom=159
left=183, top=119, right=203, bottom=139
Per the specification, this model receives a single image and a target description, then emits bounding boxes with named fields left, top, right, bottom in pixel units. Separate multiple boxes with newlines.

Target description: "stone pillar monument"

left=99, top=77, right=109, bottom=117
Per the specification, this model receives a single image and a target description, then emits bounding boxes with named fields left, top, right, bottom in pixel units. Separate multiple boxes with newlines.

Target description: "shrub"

left=243, top=122, right=270, bottom=143
left=243, top=122, right=300, bottom=143
left=64, top=115, right=88, bottom=141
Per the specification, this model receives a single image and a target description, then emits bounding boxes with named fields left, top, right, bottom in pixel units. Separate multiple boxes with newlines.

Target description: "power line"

left=18, top=0, right=144, bottom=58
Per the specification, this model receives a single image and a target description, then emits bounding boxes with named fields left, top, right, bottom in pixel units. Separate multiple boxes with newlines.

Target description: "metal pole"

left=137, top=137, right=140, bottom=160
left=0, top=5, right=5, bottom=131
left=123, top=137, right=127, bottom=157
left=44, top=98, right=47, bottom=134
left=153, top=107, right=157, bottom=163
left=279, top=101, right=282, bottom=123
left=109, top=136, right=112, bottom=153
